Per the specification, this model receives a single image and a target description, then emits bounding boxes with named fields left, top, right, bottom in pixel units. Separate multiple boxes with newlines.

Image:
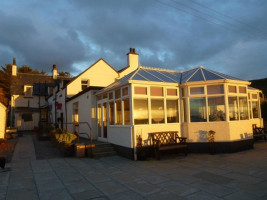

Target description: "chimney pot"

left=133, top=48, right=135, bottom=53
left=13, top=57, right=16, bottom=65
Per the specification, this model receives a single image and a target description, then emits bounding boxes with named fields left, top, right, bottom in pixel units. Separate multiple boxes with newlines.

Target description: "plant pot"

left=63, top=143, right=74, bottom=157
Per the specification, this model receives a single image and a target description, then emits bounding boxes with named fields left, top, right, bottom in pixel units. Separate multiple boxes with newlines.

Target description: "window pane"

left=122, top=87, right=128, bottom=96
left=239, top=97, right=248, bottom=120
left=115, top=101, right=122, bottom=125
left=97, top=95, right=102, bottom=100
left=167, top=89, right=177, bottom=96
left=182, top=99, right=187, bottom=122
left=25, top=86, right=32, bottom=97
left=81, top=80, right=88, bottom=90
left=239, top=86, right=247, bottom=94
left=109, top=102, right=114, bottom=125
left=151, top=99, right=165, bottom=124
left=228, top=86, right=236, bottom=93
left=190, top=87, right=204, bottom=95
left=151, top=87, right=163, bottom=96
left=208, top=97, right=226, bottom=121
left=190, top=98, right=207, bottom=122
left=207, top=85, right=224, bottom=95
left=123, top=99, right=130, bottom=125
left=103, top=93, right=107, bottom=99
left=115, top=89, right=121, bottom=99
left=167, top=100, right=179, bottom=123
left=134, top=99, right=148, bottom=124
left=97, top=104, right=101, bottom=137
left=134, top=87, right=147, bottom=95
left=73, top=102, right=79, bottom=122
left=252, top=94, right=257, bottom=99
left=109, top=92, right=113, bottom=100
left=252, top=101, right=259, bottom=118
left=228, top=97, right=238, bottom=120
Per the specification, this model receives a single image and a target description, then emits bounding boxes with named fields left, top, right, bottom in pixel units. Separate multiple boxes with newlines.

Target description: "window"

left=228, top=85, right=237, bottom=93
left=115, top=89, right=121, bottom=99
left=207, top=85, right=224, bottom=95
left=103, top=93, right=107, bottom=99
left=167, top=88, right=177, bottom=96
left=252, top=101, right=259, bottom=118
left=41, top=109, right=47, bottom=121
left=134, top=99, right=148, bottom=124
left=123, top=99, right=130, bottom=125
left=134, top=87, right=147, bottom=95
left=167, top=100, right=179, bottom=123
left=97, top=104, right=101, bottom=137
left=73, top=102, right=79, bottom=123
left=239, top=97, right=248, bottom=120
left=150, top=87, right=163, bottom=96
left=81, top=80, right=89, bottom=90
left=109, top=92, right=113, bottom=100
left=122, top=87, right=128, bottom=96
left=190, top=87, right=204, bottom=95
left=115, top=100, right=122, bottom=125
left=24, top=85, right=33, bottom=97
left=190, top=98, right=207, bottom=122
left=208, top=97, right=225, bottom=121
left=151, top=99, right=165, bottom=124
left=228, top=97, right=238, bottom=121
left=239, top=86, right=247, bottom=94
left=109, top=102, right=114, bottom=125
left=22, top=113, right=33, bottom=122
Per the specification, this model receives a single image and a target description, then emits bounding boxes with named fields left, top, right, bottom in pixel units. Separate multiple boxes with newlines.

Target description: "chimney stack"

left=127, top=47, right=138, bottom=70
left=12, top=57, right=17, bottom=76
left=52, top=64, right=58, bottom=79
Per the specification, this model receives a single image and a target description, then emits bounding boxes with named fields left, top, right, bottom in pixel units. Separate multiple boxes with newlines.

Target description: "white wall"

left=0, top=103, right=6, bottom=138
left=66, top=90, right=98, bottom=140
left=66, top=59, right=118, bottom=98
left=15, top=113, right=39, bottom=131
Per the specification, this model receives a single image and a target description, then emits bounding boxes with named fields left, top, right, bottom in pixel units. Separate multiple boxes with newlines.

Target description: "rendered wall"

left=0, top=104, right=6, bottom=138
left=66, top=60, right=118, bottom=97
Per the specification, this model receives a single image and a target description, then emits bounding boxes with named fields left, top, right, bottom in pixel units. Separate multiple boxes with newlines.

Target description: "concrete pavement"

left=1, top=134, right=267, bottom=199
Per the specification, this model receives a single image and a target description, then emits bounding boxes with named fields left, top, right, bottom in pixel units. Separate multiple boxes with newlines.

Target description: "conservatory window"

left=122, top=87, right=128, bottom=96
left=115, top=89, right=121, bottom=99
left=151, top=99, right=165, bottom=124
left=207, top=85, right=224, bottom=95
left=123, top=98, right=130, bottom=125
left=252, top=101, right=259, bottom=118
left=239, top=97, right=249, bottom=120
left=167, top=88, right=177, bottom=96
left=109, top=92, right=113, bottom=100
left=190, top=98, right=207, bottom=122
left=190, top=87, right=204, bottom=95
left=228, top=97, right=239, bottom=121
left=134, top=87, right=147, bottom=95
left=167, top=100, right=179, bottom=123
left=134, top=99, right=148, bottom=124
left=109, top=102, right=114, bottom=125
left=151, top=87, right=163, bottom=96
left=228, top=85, right=237, bottom=93
left=115, top=100, right=122, bottom=125
left=239, top=86, right=247, bottom=94
left=208, top=97, right=226, bottom=121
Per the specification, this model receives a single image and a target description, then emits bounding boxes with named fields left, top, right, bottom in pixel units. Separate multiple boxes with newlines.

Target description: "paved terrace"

left=1, top=134, right=267, bottom=200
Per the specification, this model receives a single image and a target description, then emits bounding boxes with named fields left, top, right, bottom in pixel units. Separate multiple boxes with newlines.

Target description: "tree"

left=0, top=64, right=12, bottom=104
left=58, top=71, right=71, bottom=77
left=18, top=65, right=40, bottom=74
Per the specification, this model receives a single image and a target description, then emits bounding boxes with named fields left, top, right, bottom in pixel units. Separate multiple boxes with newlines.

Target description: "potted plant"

left=55, top=130, right=77, bottom=157
left=208, top=130, right=216, bottom=154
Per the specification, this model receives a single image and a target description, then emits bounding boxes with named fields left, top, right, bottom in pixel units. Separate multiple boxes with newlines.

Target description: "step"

left=93, top=146, right=115, bottom=153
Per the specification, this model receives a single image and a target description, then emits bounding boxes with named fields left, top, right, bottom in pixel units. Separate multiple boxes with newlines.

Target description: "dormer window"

left=24, top=85, right=33, bottom=97
left=81, top=80, right=89, bottom=90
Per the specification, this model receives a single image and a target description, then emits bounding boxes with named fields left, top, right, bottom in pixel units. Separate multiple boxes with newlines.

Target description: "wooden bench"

left=253, top=125, right=266, bottom=141
left=150, top=131, right=188, bottom=160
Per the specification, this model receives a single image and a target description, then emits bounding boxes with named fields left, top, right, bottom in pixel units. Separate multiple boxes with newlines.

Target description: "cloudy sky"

left=1, top=0, right=267, bottom=80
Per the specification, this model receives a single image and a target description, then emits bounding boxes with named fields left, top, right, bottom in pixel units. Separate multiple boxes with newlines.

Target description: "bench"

left=150, top=131, right=188, bottom=160
left=252, top=125, right=266, bottom=141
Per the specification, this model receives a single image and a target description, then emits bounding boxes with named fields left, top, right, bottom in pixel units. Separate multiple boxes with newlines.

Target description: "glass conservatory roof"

left=100, top=66, right=244, bottom=92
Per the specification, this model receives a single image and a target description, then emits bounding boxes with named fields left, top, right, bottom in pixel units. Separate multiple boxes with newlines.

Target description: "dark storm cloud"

left=0, top=0, right=267, bottom=80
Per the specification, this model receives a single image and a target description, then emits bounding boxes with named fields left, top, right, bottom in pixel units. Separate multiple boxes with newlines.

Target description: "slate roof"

left=10, top=73, right=56, bottom=96
left=99, top=66, right=244, bottom=93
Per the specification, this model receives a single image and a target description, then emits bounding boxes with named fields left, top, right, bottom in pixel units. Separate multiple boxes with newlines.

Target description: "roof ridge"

left=141, top=66, right=180, bottom=73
